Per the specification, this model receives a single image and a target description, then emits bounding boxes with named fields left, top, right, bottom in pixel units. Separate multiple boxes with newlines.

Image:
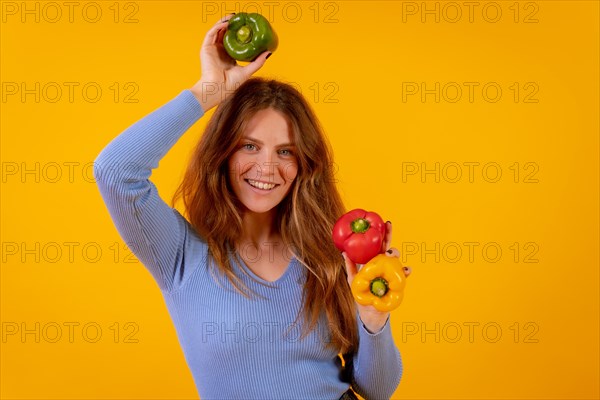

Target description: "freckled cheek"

left=280, top=162, right=298, bottom=183
left=228, top=156, right=259, bottom=180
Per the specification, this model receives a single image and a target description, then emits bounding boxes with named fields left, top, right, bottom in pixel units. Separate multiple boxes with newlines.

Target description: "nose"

left=256, top=150, right=277, bottom=180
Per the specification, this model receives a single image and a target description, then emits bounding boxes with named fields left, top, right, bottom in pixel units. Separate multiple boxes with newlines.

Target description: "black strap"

left=339, top=351, right=354, bottom=384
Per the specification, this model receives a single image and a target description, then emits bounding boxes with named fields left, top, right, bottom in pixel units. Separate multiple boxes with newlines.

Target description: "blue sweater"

left=93, top=89, right=403, bottom=399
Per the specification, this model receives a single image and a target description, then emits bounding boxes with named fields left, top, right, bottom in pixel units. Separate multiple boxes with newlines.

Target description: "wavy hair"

left=171, top=77, right=357, bottom=355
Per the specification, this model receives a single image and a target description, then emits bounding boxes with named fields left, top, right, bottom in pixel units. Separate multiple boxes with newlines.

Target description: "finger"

left=202, top=21, right=228, bottom=48
left=384, top=248, right=411, bottom=277
left=342, top=252, right=358, bottom=285
left=381, top=221, right=392, bottom=253
left=240, top=51, right=272, bottom=78
left=218, top=13, right=236, bottom=24
left=385, top=247, right=400, bottom=258
left=202, top=14, right=234, bottom=48
left=215, top=22, right=229, bottom=47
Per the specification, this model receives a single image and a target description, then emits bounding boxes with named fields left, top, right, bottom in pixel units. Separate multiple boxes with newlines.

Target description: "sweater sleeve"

left=93, top=90, right=205, bottom=293
left=351, top=315, right=403, bottom=399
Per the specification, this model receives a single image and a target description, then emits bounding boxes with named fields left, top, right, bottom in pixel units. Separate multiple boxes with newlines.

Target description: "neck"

left=239, top=209, right=280, bottom=247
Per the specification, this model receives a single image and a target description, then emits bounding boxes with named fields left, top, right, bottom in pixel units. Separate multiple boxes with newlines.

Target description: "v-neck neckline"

left=237, top=254, right=298, bottom=285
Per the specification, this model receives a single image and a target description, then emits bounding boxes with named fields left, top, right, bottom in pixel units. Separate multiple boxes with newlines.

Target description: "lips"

left=245, top=179, right=279, bottom=191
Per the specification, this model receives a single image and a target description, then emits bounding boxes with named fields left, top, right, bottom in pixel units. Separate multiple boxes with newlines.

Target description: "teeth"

left=247, top=179, right=276, bottom=190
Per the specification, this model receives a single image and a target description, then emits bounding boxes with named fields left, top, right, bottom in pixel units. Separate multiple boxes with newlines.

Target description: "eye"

left=242, top=143, right=257, bottom=151
left=279, top=149, right=293, bottom=156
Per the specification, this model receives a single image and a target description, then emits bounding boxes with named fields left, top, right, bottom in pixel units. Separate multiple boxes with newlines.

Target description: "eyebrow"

left=243, top=136, right=295, bottom=147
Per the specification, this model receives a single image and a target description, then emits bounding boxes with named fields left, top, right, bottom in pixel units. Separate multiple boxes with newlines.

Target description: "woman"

left=94, top=14, right=410, bottom=399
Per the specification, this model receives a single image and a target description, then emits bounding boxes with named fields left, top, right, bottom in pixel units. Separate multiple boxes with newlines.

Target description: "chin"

left=240, top=201, right=279, bottom=215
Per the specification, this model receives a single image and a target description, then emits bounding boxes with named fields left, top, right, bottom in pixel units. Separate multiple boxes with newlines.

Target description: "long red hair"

left=171, top=77, right=357, bottom=354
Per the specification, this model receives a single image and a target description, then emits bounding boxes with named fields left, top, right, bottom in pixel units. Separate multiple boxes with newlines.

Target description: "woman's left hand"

left=342, top=221, right=411, bottom=333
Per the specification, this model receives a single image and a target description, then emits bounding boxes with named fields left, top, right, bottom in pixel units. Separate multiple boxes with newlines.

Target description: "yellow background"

left=1, top=1, right=598, bottom=399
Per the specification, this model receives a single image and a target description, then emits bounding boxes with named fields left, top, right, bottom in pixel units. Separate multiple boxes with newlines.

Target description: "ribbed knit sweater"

left=93, top=89, right=403, bottom=399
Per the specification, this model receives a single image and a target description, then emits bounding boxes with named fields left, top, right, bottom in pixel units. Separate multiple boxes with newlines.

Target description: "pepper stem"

left=351, top=218, right=370, bottom=234
left=236, top=25, right=252, bottom=44
left=370, top=278, right=389, bottom=297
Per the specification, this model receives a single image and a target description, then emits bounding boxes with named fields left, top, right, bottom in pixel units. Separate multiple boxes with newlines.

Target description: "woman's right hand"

left=190, top=14, right=271, bottom=112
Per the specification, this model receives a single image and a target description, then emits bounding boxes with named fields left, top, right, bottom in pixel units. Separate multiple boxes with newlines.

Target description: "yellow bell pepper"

left=351, top=254, right=407, bottom=312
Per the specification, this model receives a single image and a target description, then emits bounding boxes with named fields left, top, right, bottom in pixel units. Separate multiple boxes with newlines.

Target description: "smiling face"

left=227, top=107, right=299, bottom=215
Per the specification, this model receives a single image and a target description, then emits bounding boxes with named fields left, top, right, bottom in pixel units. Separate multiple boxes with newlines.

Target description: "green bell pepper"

left=223, top=13, right=278, bottom=62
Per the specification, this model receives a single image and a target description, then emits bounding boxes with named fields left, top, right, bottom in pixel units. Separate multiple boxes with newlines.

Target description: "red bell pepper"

left=332, top=208, right=386, bottom=264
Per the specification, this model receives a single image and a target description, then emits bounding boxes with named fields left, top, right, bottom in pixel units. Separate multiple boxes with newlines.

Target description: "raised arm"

left=93, top=90, right=205, bottom=293
left=93, top=14, right=271, bottom=292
